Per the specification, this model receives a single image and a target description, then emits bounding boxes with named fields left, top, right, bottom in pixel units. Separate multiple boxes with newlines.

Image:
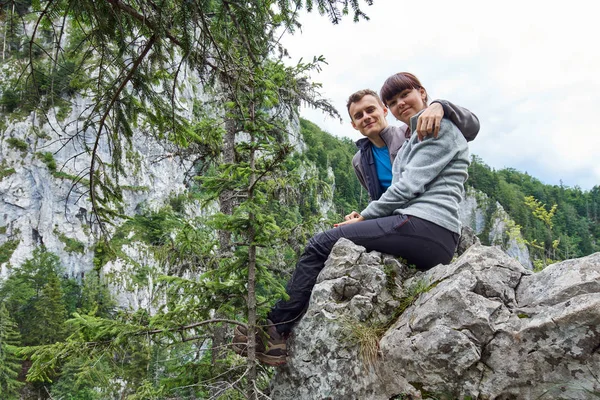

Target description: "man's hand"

left=416, top=102, right=444, bottom=140
left=334, top=215, right=364, bottom=227
left=344, top=211, right=361, bottom=221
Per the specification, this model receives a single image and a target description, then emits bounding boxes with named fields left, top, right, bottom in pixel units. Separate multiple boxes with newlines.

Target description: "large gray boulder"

left=270, top=238, right=600, bottom=400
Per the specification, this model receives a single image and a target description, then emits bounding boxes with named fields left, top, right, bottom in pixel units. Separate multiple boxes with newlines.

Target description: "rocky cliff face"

left=459, top=186, right=531, bottom=268
left=0, top=95, right=194, bottom=279
left=271, top=238, right=600, bottom=400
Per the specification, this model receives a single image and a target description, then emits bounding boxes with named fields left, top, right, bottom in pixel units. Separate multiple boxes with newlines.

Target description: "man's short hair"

left=346, top=89, right=385, bottom=118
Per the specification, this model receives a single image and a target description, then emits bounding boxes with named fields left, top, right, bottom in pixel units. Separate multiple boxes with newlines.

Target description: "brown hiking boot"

left=232, top=325, right=250, bottom=356
left=232, top=320, right=287, bottom=366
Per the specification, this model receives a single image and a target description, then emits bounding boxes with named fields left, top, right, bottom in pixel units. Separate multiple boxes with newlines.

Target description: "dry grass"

left=341, top=318, right=385, bottom=370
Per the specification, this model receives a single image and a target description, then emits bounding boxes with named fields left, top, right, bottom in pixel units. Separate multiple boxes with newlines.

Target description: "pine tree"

left=0, top=303, right=23, bottom=399
left=34, top=274, right=68, bottom=345
left=79, top=273, right=116, bottom=318
left=8, top=1, right=377, bottom=397
left=0, top=248, right=68, bottom=345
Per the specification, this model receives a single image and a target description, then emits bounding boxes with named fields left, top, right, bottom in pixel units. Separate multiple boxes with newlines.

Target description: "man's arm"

left=431, top=100, right=480, bottom=141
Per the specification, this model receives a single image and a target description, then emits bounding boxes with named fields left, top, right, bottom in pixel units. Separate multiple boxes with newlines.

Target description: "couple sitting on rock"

left=233, top=72, right=480, bottom=365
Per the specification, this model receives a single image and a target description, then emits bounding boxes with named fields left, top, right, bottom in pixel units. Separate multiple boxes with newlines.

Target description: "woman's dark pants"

left=268, top=214, right=459, bottom=334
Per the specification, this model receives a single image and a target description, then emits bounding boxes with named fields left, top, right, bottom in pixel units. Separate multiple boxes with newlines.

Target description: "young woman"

left=234, top=72, right=470, bottom=366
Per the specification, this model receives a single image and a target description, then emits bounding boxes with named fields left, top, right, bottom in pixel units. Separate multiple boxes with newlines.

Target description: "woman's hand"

left=416, top=102, right=444, bottom=140
left=334, top=215, right=364, bottom=227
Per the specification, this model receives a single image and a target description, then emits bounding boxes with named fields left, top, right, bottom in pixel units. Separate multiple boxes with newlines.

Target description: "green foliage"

left=2, top=0, right=376, bottom=397
left=383, top=261, right=400, bottom=294
left=82, top=202, right=284, bottom=394
left=0, top=239, right=19, bottom=264
left=55, top=229, right=86, bottom=254
left=121, top=185, right=149, bottom=192
left=524, top=195, right=557, bottom=230
left=35, top=274, right=68, bottom=344
left=49, top=355, right=110, bottom=400
left=0, top=248, right=118, bottom=396
left=37, top=151, right=57, bottom=172
left=0, top=88, right=20, bottom=113
left=479, top=200, right=498, bottom=246
left=0, top=0, right=374, bottom=228
left=6, top=137, right=28, bottom=152
left=0, top=162, right=16, bottom=181
left=53, top=170, right=89, bottom=183
left=79, top=273, right=116, bottom=318
left=0, top=303, right=24, bottom=399
left=397, top=278, right=434, bottom=316
left=0, top=2, right=28, bottom=64
left=468, top=155, right=599, bottom=262
left=119, top=208, right=182, bottom=247
left=0, top=248, right=71, bottom=345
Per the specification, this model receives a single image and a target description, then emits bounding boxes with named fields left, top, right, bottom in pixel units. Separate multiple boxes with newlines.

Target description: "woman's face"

left=386, top=87, right=427, bottom=125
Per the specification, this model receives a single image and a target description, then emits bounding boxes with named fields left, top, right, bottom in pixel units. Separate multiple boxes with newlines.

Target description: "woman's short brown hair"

left=379, top=72, right=428, bottom=107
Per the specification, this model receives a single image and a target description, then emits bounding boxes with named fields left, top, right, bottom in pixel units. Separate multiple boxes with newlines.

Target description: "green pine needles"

left=0, top=303, right=23, bottom=399
left=1, top=0, right=377, bottom=398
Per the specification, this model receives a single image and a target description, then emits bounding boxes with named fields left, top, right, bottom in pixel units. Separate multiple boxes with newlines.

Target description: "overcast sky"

left=280, top=0, right=599, bottom=191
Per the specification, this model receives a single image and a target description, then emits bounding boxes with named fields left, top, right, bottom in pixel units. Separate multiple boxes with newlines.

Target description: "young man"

left=348, top=89, right=479, bottom=204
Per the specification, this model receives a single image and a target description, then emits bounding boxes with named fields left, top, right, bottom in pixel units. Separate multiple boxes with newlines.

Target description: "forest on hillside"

left=468, top=156, right=599, bottom=261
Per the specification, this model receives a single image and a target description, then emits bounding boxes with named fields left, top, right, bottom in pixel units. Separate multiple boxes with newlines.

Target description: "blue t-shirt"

left=372, top=145, right=392, bottom=191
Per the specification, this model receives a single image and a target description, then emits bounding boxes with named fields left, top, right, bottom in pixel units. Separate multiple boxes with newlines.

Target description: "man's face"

left=349, top=95, right=389, bottom=139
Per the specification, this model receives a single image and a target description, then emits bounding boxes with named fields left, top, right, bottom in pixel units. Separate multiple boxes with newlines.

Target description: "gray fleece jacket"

left=360, top=110, right=469, bottom=234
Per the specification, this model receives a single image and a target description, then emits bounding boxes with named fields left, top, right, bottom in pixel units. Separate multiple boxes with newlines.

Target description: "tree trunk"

left=246, top=122, right=258, bottom=400
left=209, top=102, right=237, bottom=396
left=2, top=3, right=15, bottom=61
left=218, top=115, right=236, bottom=249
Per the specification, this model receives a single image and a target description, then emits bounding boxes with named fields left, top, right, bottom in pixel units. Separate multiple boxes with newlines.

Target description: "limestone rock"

left=270, top=239, right=600, bottom=400
left=457, top=225, right=480, bottom=256
left=0, top=95, right=193, bottom=280
left=459, top=187, right=531, bottom=268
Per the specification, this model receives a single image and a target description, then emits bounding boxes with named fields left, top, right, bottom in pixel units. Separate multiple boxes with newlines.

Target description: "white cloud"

left=280, top=0, right=600, bottom=189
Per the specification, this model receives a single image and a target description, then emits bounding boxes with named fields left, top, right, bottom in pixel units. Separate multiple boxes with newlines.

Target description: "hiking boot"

left=232, top=326, right=249, bottom=355
left=232, top=320, right=287, bottom=366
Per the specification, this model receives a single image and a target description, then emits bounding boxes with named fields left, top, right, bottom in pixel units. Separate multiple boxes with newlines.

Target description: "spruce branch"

left=142, top=318, right=247, bottom=335
left=89, top=34, right=157, bottom=230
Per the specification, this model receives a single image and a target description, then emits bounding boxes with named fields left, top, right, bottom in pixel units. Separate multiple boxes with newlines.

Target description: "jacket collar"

left=355, top=125, right=396, bottom=150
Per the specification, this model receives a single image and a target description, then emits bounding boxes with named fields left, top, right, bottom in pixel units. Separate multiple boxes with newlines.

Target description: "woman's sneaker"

left=232, top=320, right=287, bottom=366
